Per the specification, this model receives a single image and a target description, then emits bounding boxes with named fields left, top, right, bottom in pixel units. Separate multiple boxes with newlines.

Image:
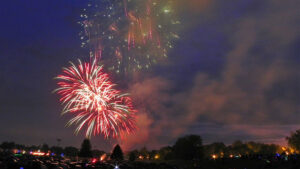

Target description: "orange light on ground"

left=220, top=152, right=224, bottom=158
left=154, top=154, right=160, bottom=159
left=100, top=154, right=106, bottom=161
left=138, top=155, right=144, bottom=160
left=212, top=154, right=217, bottom=159
left=32, top=152, right=45, bottom=156
left=229, top=154, right=234, bottom=158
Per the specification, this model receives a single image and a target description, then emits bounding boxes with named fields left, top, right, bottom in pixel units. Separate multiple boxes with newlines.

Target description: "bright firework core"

left=55, top=59, right=136, bottom=138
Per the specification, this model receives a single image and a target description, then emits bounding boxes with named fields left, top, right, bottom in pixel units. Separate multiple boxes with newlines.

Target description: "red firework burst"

left=55, top=59, right=136, bottom=138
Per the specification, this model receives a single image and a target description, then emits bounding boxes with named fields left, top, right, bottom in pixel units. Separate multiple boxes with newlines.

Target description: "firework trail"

left=55, top=59, right=136, bottom=138
left=79, top=0, right=180, bottom=74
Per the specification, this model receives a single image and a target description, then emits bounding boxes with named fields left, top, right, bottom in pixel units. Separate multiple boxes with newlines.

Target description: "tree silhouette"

left=57, top=138, right=62, bottom=146
left=203, top=142, right=226, bottom=158
left=65, top=146, right=79, bottom=157
left=92, top=149, right=105, bottom=157
left=111, top=144, right=124, bottom=161
left=79, top=139, right=92, bottom=157
left=173, top=135, right=203, bottom=160
left=232, top=140, right=248, bottom=154
left=158, top=146, right=173, bottom=160
left=51, top=146, right=64, bottom=155
left=129, top=150, right=138, bottom=161
left=0, top=142, right=15, bottom=150
left=41, top=144, right=49, bottom=152
left=286, top=129, right=300, bottom=152
left=140, top=146, right=149, bottom=158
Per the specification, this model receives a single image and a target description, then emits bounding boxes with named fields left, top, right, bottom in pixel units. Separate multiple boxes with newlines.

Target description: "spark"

left=79, top=0, right=180, bottom=74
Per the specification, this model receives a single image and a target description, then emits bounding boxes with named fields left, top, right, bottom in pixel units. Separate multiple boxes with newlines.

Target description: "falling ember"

left=79, top=0, right=180, bottom=74
left=54, top=59, right=136, bottom=138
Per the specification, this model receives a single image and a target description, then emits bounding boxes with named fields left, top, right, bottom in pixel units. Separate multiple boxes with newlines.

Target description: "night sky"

left=0, top=0, right=299, bottom=151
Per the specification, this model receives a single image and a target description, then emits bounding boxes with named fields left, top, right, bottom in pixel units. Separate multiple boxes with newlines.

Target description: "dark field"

left=1, top=151, right=300, bottom=169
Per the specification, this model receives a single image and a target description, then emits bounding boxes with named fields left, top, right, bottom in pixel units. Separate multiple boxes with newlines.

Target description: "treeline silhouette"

left=0, top=136, right=289, bottom=159
left=1, top=129, right=300, bottom=169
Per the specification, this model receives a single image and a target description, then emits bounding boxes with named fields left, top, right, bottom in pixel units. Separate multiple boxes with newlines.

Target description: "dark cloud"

left=188, top=0, right=300, bottom=125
